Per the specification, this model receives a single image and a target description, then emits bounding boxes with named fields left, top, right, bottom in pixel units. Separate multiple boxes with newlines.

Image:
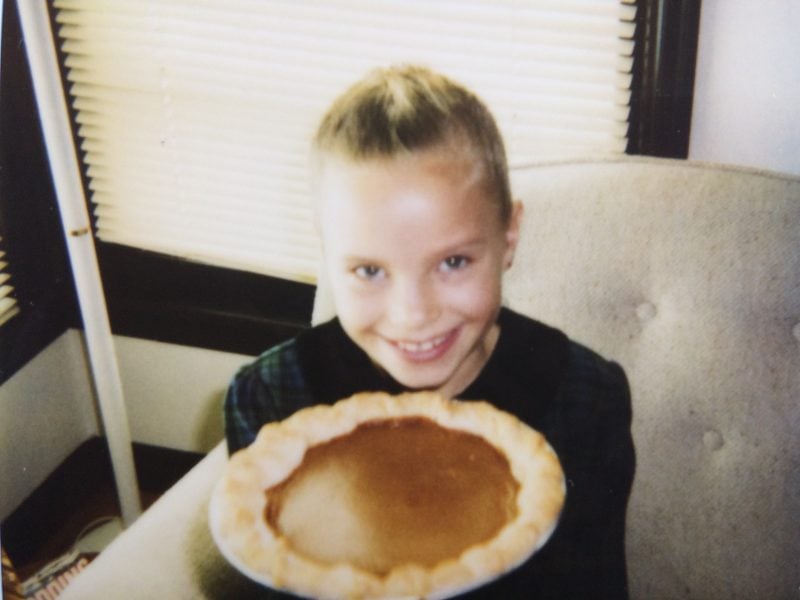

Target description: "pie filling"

left=264, top=416, right=520, bottom=576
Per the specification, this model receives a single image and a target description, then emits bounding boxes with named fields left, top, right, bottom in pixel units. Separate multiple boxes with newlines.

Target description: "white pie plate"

left=208, top=392, right=565, bottom=600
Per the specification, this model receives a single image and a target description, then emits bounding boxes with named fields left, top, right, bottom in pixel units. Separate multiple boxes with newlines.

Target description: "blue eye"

left=354, top=265, right=385, bottom=280
left=440, top=255, right=470, bottom=272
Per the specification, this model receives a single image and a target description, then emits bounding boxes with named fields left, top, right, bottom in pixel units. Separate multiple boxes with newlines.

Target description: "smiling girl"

left=224, top=65, right=634, bottom=599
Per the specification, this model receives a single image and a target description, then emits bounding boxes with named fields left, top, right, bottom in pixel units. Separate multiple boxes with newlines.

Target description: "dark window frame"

left=0, top=0, right=702, bottom=383
left=0, top=0, right=80, bottom=385
left=627, top=0, right=701, bottom=157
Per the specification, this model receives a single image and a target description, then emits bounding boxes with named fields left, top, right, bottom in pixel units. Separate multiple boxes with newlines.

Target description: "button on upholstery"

left=636, top=302, right=657, bottom=321
left=703, top=429, right=724, bottom=452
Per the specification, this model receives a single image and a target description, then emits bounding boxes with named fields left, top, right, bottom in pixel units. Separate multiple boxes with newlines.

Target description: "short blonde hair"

left=314, top=65, right=512, bottom=224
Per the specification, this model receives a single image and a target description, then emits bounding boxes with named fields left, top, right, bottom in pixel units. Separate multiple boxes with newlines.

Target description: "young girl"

left=225, top=65, right=634, bottom=599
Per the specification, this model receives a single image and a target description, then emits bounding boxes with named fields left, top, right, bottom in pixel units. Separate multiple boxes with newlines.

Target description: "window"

left=36, top=0, right=699, bottom=355
left=0, top=0, right=79, bottom=384
left=53, top=0, right=636, bottom=284
left=0, top=0, right=19, bottom=333
left=627, top=0, right=700, bottom=157
left=0, top=235, right=20, bottom=328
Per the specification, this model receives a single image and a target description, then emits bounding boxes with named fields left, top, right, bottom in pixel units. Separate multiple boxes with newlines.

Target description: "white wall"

left=689, top=0, right=800, bottom=177
left=0, top=330, right=99, bottom=519
left=0, top=329, right=253, bottom=518
left=114, top=335, right=253, bottom=453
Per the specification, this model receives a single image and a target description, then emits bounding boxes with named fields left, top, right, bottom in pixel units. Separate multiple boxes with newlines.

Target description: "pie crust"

left=210, top=392, right=565, bottom=599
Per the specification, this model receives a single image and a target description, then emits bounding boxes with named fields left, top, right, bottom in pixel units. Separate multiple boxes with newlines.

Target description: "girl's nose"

left=387, top=278, right=439, bottom=330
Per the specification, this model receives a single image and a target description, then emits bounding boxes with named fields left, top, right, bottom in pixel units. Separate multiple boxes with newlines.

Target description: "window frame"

left=0, top=0, right=80, bottom=385
left=7, top=0, right=703, bottom=363
left=627, top=0, right=701, bottom=157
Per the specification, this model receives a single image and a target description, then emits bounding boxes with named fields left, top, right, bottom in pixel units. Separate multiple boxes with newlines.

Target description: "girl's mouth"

left=391, top=328, right=459, bottom=363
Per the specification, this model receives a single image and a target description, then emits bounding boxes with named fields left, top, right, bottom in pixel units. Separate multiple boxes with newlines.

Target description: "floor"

left=2, top=438, right=203, bottom=585
left=13, top=484, right=161, bottom=582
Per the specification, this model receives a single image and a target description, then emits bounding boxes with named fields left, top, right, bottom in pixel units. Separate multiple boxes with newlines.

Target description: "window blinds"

left=0, top=236, right=20, bottom=327
left=1, top=2, right=19, bottom=329
left=54, top=0, right=636, bottom=283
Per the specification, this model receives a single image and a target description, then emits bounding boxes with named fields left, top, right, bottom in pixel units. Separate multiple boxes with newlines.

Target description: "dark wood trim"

left=97, top=243, right=314, bottom=355
left=627, top=0, right=702, bottom=158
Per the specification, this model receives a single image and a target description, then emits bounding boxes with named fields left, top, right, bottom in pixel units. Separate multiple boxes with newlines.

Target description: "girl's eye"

left=354, top=265, right=385, bottom=280
left=440, top=255, right=470, bottom=272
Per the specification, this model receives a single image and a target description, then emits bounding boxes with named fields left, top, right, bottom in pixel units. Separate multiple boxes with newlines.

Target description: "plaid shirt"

left=224, top=339, right=312, bottom=454
left=223, top=307, right=634, bottom=599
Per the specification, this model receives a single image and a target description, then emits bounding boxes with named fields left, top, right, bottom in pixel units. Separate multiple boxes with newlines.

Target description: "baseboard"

left=1, top=436, right=204, bottom=567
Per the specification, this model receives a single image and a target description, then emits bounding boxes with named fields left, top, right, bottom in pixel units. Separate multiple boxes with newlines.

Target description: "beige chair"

left=60, top=157, right=800, bottom=599
left=503, top=158, right=800, bottom=599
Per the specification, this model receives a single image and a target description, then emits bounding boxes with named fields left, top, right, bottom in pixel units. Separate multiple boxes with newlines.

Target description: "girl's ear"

left=503, top=200, right=524, bottom=270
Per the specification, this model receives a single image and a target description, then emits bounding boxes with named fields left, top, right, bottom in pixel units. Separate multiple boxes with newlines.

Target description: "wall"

left=0, top=331, right=98, bottom=519
left=689, top=0, right=800, bottom=177
left=0, top=328, right=253, bottom=518
left=114, top=335, right=253, bottom=453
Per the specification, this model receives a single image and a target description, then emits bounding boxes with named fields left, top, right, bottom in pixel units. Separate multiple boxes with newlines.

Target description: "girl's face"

left=316, top=146, right=521, bottom=398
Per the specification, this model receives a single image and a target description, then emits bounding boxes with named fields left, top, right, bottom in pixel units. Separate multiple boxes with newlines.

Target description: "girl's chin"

left=380, top=360, right=452, bottom=391
left=386, top=358, right=476, bottom=396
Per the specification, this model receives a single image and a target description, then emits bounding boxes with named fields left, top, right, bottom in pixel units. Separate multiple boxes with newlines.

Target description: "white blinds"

left=0, top=236, right=20, bottom=327
left=54, top=0, right=636, bottom=283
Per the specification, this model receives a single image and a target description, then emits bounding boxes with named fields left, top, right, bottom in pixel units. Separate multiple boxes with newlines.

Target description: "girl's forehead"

left=319, top=161, right=494, bottom=219
left=315, top=155, right=508, bottom=262
left=316, top=148, right=495, bottom=213
left=316, top=138, right=485, bottom=183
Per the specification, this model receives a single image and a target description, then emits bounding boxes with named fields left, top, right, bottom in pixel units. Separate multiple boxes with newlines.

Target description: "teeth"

left=396, top=334, right=448, bottom=353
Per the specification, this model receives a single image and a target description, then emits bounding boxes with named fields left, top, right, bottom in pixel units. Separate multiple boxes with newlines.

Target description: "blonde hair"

left=313, top=65, right=512, bottom=224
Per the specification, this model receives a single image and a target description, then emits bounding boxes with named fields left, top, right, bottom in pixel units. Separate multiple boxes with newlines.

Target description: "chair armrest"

left=59, top=442, right=265, bottom=599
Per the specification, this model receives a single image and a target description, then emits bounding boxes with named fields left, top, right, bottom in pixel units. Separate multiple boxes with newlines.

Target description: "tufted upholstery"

left=314, top=157, right=800, bottom=599
left=504, top=158, right=799, bottom=599
left=60, top=157, right=799, bottom=600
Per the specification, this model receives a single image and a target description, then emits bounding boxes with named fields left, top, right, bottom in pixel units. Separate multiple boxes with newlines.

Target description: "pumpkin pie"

left=209, top=391, right=565, bottom=599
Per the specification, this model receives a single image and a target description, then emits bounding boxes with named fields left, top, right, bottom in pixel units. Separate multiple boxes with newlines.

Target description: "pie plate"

left=209, top=391, right=565, bottom=599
